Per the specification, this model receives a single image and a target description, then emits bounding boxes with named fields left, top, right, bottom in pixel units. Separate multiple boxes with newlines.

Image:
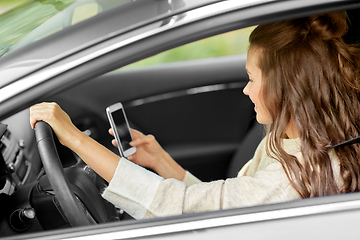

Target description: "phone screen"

left=111, top=109, right=132, bottom=151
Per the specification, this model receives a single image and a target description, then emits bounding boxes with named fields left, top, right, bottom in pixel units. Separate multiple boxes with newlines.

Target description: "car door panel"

left=54, top=54, right=254, bottom=181
left=125, top=88, right=255, bottom=181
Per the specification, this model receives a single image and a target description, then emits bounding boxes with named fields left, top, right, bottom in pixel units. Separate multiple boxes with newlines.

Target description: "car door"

left=53, top=28, right=260, bottom=182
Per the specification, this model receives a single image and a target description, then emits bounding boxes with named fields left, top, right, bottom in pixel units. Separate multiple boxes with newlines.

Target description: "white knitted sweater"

left=102, top=137, right=342, bottom=219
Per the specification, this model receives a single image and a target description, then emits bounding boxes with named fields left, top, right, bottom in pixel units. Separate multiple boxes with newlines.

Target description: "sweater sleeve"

left=183, top=171, right=202, bottom=186
left=102, top=157, right=300, bottom=219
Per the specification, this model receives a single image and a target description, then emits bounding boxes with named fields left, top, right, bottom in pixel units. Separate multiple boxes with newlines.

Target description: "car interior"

left=1, top=2, right=360, bottom=237
left=51, top=53, right=261, bottom=181
left=0, top=26, right=264, bottom=235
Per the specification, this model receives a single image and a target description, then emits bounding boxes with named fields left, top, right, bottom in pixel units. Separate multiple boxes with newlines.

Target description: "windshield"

left=0, top=0, right=130, bottom=57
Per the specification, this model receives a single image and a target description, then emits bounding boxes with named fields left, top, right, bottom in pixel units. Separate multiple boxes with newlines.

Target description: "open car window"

left=121, top=26, right=255, bottom=71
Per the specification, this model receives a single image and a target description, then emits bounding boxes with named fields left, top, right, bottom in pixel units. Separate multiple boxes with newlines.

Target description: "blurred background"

left=0, top=0, right=27, bottom=14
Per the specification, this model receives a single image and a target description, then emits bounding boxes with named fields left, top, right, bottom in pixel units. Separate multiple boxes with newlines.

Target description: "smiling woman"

left=249, top=11, right=360, bottom=198
left=243, top=47, right=273, bottom=125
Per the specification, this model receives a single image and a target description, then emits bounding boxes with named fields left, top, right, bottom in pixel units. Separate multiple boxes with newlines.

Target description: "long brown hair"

left=249, top=11, right=360, bottom=198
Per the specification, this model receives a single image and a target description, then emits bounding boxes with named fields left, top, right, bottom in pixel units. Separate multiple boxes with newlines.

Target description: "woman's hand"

left=109, top=128, right=185, bottom=180
left=29, top=102, right=82, bottom=148
left=30, top=102, right=122, bottom=182
left=109, top=128, right=164, bottom=170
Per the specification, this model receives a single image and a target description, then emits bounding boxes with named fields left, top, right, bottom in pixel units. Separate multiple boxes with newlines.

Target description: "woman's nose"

left=243, top=83, right=249, bottom=96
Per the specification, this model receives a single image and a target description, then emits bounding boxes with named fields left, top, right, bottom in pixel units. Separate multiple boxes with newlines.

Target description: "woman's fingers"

left=130, top=134, right=155, bottom=147
left=30, top=102, right=58, bottom=129
left=30, top=103, right=44, bottom=128
left=130, top=129, right=144, bottom=139
left=109, top=128, right=143, bottom=138
left=109, top=128, right=155, bottom=149
left=108, top=128, right=113, bottom=135
left=111, top=139, right=118, bottom=147
left=29, top=102, right=80, bottom=147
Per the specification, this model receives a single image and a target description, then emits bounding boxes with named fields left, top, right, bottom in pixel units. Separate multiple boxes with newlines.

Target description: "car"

left=1, top=0, right=360, bottom=239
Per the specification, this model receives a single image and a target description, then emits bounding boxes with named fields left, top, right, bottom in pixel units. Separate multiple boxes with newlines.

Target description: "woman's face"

left=243, top=48, right=272, bottom=125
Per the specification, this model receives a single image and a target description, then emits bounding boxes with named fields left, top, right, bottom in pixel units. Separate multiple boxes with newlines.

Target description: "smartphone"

left=106, top=102, right=136, bottom=158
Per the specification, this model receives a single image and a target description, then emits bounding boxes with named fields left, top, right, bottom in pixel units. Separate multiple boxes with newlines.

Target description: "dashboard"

left=0, top=109, right=119, bottom=235
left=0, top=109, right=41, bottom=196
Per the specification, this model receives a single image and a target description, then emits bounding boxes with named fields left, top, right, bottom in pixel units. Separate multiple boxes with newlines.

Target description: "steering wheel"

left=35, top=121, right=93, bottom=226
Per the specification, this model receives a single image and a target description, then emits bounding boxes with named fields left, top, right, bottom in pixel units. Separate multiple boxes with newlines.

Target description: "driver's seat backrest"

left=226, top=122, right=265, bottom=178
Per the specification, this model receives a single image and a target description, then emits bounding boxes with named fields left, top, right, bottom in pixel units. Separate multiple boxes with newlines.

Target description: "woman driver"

left=30, top=11, right=360, bottom=219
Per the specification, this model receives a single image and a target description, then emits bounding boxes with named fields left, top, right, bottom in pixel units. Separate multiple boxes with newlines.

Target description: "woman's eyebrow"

left=245, top=68, right=252, bottom=75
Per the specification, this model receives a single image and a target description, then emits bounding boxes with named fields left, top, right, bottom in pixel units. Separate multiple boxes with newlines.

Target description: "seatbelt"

left=327, top=136, right=360, bottom=150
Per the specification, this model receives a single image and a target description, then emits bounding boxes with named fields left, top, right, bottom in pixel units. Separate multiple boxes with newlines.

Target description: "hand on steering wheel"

left=35, top=121, right=93, bottom=226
